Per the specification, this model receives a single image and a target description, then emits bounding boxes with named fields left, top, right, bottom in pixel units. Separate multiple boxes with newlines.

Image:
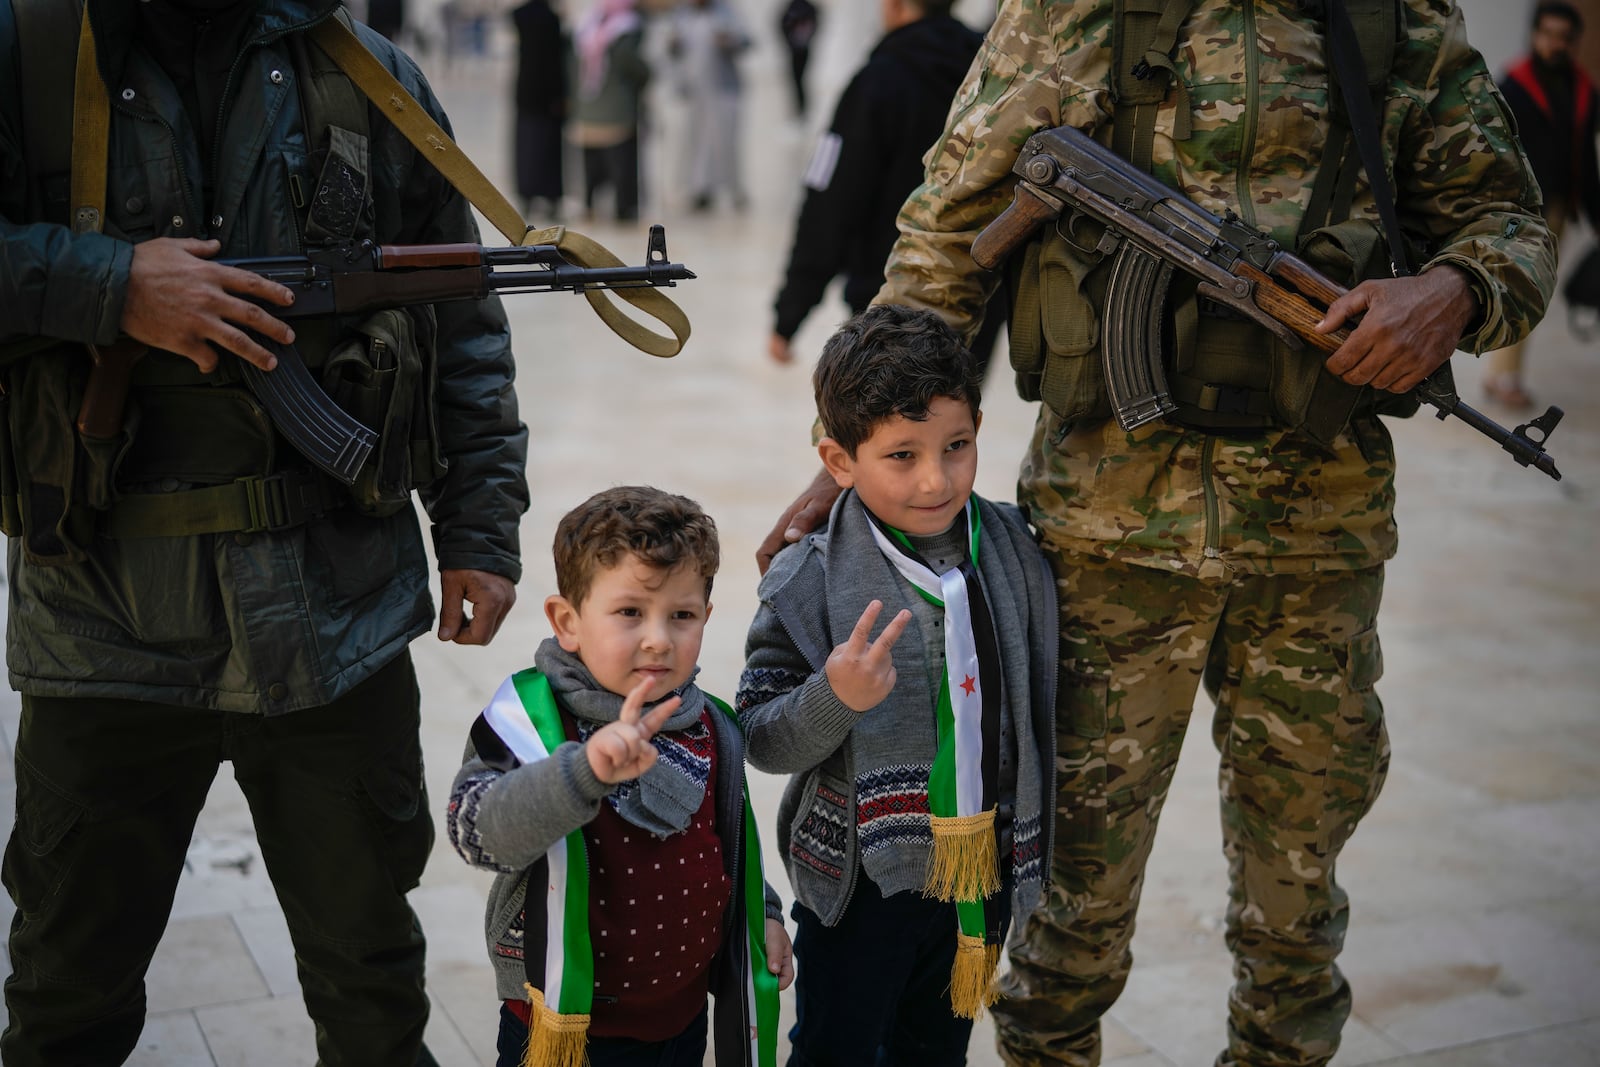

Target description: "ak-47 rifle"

left=971, top=125, right=1563, bottom=481
left=78, top=225, right=696, bottom=485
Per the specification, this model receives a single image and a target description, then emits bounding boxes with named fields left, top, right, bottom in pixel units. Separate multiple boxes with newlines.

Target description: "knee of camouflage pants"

left=1209, top=567, right=1391, bottom=1067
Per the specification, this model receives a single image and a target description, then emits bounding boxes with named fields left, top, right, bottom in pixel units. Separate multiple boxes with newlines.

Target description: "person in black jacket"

left=1485, top=0, right=1600, bottom=409
left=767, top=0, right=1004, bottom=373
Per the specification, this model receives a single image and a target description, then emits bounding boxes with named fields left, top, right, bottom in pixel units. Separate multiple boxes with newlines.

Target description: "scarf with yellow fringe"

left=865, top=501, right=1006, bottom=1018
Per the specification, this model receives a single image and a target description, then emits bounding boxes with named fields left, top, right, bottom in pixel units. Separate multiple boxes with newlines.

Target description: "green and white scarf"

left=865, top=501, right=1006, bottom=1017
left=475, top=669, right=780, bottom=1066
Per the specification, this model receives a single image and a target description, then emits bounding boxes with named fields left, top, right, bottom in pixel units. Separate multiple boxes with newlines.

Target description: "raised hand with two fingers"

left=585, top=679, right=682, bottom=784
left=824, top=599, right=912, bottom=713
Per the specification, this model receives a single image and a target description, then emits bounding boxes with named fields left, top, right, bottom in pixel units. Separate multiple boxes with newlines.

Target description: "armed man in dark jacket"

left=0, top=0, right=529, bottom=1063
left=767, top=0, right=1002, bottom=369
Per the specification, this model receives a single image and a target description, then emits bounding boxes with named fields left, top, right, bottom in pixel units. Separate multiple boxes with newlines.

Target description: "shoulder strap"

left=1110, top=0, right=1193, bottom=171
left=1298, top=0, right=1402, bottom=240
left=1323, top=0, right=1408, bottom=276
left=306, top=18, right=691, bottom=358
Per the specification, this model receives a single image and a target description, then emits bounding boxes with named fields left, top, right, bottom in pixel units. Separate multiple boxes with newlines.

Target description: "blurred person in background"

left=767, top=0, right=1005, bottom=373
left=671, top=0, right=751, bottom=212
left=571, top=0, right=651, bottom=222
left=512, top=0, right=568, bottom=221
left=777, top=0, right=819, bottom=120
left=1485, top=0, right=1599, bottom=409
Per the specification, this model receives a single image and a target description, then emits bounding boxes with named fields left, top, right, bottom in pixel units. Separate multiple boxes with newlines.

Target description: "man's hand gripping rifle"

left=78, top=225, right=696, bottom=485
left=971, top=125, right=1563, bottom=480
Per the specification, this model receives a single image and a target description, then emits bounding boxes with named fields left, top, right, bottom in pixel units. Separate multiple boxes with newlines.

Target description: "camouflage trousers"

left=993, top=552, right=1390, bottom=1067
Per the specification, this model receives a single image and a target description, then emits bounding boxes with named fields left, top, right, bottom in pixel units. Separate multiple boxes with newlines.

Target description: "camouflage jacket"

left=878, top=0, right=1555, bottom=576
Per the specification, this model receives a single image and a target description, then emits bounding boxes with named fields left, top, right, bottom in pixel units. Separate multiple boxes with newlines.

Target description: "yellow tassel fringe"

left=924, top=809, right=1001, bottom=902
left=521, top=984, right=590, bottom=1067
left=949, top=933, right=1001, bottom=1019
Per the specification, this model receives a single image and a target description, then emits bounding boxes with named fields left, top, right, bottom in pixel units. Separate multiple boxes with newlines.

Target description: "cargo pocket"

left=357, top=734, right=433, bottom=894
left=1053, top=657, right=1111, bottom=893
left=1218, top=622, right=1389, bottom=862
left=1318, top=626, right=1388, bottom=854
left=7, top=753, right=90, bottom=920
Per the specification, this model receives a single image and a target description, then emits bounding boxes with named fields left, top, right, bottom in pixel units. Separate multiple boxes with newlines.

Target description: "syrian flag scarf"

left=865, top=501, right=1006, bottom=1017
left=473, top=669, right=780, bottom=1067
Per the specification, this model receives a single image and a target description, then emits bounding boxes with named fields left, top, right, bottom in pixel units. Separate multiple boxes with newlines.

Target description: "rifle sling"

left=306, top=19, right=690, bottom=358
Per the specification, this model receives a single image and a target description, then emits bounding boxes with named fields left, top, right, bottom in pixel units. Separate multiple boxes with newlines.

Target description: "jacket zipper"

left=1200, top=434, right=1224, bottom=576
left=1235, top=3, right=1261, bottom=229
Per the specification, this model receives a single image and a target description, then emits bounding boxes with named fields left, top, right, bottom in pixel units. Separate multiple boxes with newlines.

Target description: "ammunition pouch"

left=321, top=306, right=447, bottom=517
left=1007, top=218, right=1113, bottom=424
left=1, top=347, right=136, bottom=565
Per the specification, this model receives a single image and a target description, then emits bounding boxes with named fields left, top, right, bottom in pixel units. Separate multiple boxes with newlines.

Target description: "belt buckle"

left=242, top=471, right=321, bottom=533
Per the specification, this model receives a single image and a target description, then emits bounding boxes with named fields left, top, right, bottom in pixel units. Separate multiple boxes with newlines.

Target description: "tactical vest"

left=2, top=1, right=445, bottom=564
left=1007, top=0, right=1421, bottom=449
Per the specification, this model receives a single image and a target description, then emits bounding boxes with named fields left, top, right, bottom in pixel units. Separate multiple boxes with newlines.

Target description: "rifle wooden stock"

left=972, top=183, right=1062, bottom=270
left=76, top=339, right=148, bottom=439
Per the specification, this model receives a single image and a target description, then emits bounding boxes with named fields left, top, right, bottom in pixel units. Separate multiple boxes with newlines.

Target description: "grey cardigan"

left=737, top=490, right=1058, bottom=927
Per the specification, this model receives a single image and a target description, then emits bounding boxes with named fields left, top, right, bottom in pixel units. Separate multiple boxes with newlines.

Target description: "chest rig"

left=1008, top=0, right=1418, bottom=446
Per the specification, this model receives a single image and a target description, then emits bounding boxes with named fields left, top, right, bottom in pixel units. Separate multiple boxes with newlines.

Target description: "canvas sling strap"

left=53, top=6, right=689, bottom=358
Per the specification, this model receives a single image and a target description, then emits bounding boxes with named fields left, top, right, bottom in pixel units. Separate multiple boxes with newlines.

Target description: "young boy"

left=737, top=304, right=1058, bottom=1064
left=447, top=486, right=793, bottom=1067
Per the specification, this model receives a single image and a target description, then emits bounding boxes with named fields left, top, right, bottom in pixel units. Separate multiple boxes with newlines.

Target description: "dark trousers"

left=496, top=1002, right=708, bottom=1067
left=788, top=876, right=974, bottom=1067
left=1, top=652, right=437, bottom=1067
left=582, top=136, right=641, bottom=221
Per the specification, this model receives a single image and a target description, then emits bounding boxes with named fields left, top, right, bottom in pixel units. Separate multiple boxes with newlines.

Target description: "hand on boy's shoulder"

left=824, top=599, right=912, bottom=713
left=585, top=681, right=681, bottom=784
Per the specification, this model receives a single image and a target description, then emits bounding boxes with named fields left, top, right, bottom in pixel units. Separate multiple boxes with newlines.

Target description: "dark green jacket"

left=0, top=0, right=530, bottom=713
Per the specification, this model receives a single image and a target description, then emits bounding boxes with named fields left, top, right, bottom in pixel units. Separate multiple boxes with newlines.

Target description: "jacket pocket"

left=787, top=769, right=851, bottom=886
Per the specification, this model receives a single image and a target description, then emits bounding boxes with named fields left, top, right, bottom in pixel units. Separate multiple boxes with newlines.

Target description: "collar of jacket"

left=86, top=0, right=340, bottom=88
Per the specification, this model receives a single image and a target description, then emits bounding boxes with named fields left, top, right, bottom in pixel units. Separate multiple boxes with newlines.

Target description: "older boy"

left=737, top=305, right=1057, bottom=1065
left=446, top=486, right=792, bottom=1067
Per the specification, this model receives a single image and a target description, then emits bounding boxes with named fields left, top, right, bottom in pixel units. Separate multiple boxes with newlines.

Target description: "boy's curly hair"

left=553, top=486, right=720, bottom=607
left=813, top=304, right=982, bottom=456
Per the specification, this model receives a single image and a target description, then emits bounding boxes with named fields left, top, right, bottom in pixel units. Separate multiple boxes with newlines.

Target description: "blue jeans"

left=788, top=875, right=974, bottom=1066
left=495, top=1002, right=708, bottom=1067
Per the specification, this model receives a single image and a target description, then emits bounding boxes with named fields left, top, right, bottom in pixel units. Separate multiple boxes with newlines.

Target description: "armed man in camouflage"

left=757, top=1, right=1555, bottom=1065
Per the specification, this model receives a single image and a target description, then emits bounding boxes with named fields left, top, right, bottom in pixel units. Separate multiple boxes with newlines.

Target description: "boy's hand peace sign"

left=825, top=600, right=912, bottom=713
left=585, top=680, right=682, bottom=784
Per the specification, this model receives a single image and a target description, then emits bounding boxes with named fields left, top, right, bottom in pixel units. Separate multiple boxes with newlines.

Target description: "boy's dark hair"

left=1534, top=1, right=1582, bottom=32
left=813, top=304, right=982, bottom=456
left=553, top=486, right=720, bottom=607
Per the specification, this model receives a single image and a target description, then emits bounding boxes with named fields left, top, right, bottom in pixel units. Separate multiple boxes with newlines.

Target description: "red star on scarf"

left=960, top=675, right=976, bottom=696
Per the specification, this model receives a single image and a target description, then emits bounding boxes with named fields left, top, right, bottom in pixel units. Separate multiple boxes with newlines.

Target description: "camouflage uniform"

left=876, top=2, right=1554, bottom=1065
